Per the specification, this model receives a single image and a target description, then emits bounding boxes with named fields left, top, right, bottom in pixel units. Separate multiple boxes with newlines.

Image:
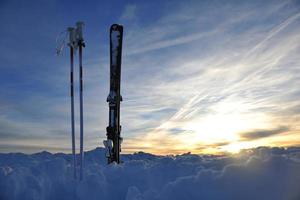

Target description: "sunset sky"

left=0, top=0, right=300, bottom=154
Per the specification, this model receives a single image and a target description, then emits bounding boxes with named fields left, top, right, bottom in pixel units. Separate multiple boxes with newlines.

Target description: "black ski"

left=104, top=24, right=124, bottom=164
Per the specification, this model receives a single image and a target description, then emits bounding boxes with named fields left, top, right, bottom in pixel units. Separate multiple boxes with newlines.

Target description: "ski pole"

left=76, top=22, right=85, bottom=180
left=67, top=27, right=77, bottom=179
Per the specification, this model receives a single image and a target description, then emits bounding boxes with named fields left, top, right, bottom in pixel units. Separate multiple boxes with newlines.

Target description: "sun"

left=222, top=142, right=249, bottom=154
left=179, top=100, right=272, bottom=154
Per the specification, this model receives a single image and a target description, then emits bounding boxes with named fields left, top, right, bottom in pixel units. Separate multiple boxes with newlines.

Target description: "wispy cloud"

left=119, top=0, right=300, bottom=154
left=239, top=126, right=289, bottom=141
left=1, top=0, right=300, bottom=154
left=120, top=4, right=137, bottom=21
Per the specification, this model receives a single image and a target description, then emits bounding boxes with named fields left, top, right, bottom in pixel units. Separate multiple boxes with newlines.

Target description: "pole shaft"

left=70, top=47, right=76, bottom=179
left=79, top=42, right=84, bottom=180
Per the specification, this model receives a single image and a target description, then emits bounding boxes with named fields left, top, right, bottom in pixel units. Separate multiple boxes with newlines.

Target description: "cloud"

left=121, top=0, right=300, bottom=154
left=126, top=31, right=214, bottom=55
left=120, top=4, right=137, bottom=21
left=245, top=11, right=300, bottom=57
left=239, top=126, right=290, bottom=141
left=1, top=0, right=300, bottom=154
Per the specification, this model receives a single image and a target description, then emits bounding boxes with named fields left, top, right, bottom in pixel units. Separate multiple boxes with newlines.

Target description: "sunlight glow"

left=222, top=142, right=251, bottom=154
left=179, top=98, right=272, bottom=152
left=126, top=97, right=282, bottom=155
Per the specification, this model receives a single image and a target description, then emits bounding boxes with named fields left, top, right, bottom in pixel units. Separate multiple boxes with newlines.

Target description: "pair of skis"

left=104, top=24, right=124, bottom=164
left=67, top=22, right=85, bottom=180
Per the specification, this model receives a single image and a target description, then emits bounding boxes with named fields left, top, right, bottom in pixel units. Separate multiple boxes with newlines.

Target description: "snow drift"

left=0, top=147, right=300, bottom=200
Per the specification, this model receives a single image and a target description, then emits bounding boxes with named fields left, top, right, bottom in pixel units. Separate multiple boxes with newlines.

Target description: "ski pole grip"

left=76, top=21, right=84, bottom=41
left=67, top=27, right=76, bottom=47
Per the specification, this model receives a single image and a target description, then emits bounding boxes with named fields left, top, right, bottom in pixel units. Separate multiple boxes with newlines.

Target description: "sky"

left=0, top=0, right=300, bottom=155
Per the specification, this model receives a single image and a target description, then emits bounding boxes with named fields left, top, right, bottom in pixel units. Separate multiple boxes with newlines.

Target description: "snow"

left=1, top=147, right=300, bottom=200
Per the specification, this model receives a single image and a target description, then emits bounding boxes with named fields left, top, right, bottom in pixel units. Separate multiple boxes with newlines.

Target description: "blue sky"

left=0, top=0, right=300, bottom=154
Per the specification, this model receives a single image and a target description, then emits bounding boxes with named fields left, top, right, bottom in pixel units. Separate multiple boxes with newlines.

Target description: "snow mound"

left=1, top=147, right=300, bottom=200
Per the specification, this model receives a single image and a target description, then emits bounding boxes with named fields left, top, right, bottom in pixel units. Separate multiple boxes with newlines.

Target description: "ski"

left=104, top=24, right=124, bottom=164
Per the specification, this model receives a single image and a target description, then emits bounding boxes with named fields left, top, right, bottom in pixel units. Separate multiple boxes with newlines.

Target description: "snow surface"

left=1, top=147, right=300, bottom=200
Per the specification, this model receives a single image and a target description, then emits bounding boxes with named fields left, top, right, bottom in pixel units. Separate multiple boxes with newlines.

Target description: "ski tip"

left=110, top=24, right=123, bottom=31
